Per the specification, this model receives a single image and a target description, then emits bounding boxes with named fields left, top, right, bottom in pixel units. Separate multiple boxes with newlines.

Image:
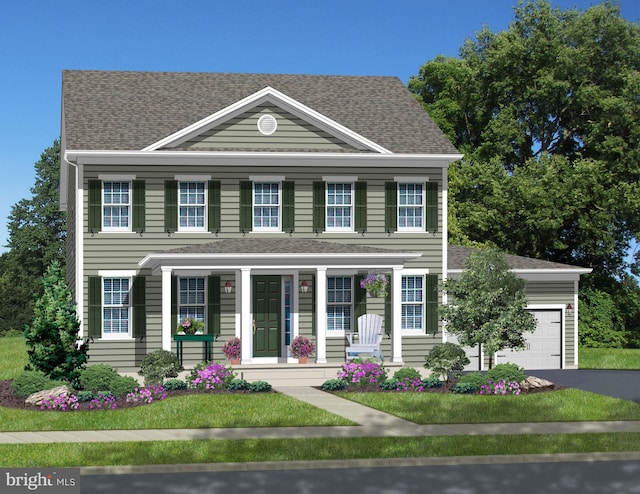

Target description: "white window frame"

left=325, top=182, right=354, bottom=232
left=252, top=181, right=281, bottom=232
left=327, top=275, right=353, bottom=335
left=178, top=181, right=207, bottom=232
left=395, top=177, right=428, bottom=232
left=102, top=180, right=131, bottom=232
left=178, top=276, right=207, bottom=327
left=401, top=269, right=428, bottom=335
left=101, top=274, right=133, bottom=339
left=398, top=183, right=425, bottom=231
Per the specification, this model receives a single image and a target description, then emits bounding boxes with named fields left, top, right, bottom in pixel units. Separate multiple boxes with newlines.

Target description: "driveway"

left=529, top=369, right=640, bottom=403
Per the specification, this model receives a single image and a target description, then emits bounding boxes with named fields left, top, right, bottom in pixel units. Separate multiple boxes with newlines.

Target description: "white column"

left=161, top=267, right=172, bottom=352
left=315, top=267, right=327, bottom=363
left=240, top=268, right=252, bottom=364
left=392, top=267, right=403, bottom=363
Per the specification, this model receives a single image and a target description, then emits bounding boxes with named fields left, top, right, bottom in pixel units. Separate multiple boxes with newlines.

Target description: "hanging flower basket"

left=360, top=273, right=388, bottom=297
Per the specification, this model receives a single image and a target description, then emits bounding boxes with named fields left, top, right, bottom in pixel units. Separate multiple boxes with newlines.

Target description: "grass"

left=337, top=388, right=640, bottom=424
left=579, top=347, right=640, bottom=369
left=0, top=433, right=639, bottom=468
left=0, top=336, right=27, bottom=380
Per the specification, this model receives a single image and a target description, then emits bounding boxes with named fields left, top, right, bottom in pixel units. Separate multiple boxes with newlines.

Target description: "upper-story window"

left=103, top=181, right=130, bottom=231
left=326, top=183, right=353, bottom=231
left=253, top=182, right=280, bottom=231
left=179, top=181, right=206, bottom=231
left=398, top=183, right=424, bottom=230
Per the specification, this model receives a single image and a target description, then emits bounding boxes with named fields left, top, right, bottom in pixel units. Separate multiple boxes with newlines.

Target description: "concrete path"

left=1, top=385, right=640, bottom=445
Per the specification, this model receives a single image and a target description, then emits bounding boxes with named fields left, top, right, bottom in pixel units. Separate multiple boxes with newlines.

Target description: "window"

left=103, top=181, right=130, bottom=230
left=398, top=183, right=424, bottom=230
left=103, top=278, right=130, bottom=336
left=402, top=275, right=424, bottom=331
left=253, top=182, right=280, bottom=230
left=327, top=276, right=352, bottom=332
left=327, top=183, right=352, bottom=230
left=179, top=277, right=206, bottom=324
left=179, top=182, right=206, bottom=230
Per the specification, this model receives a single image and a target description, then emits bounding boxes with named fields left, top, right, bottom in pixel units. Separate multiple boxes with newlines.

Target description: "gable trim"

left=141, top=86, right=393, bottom=154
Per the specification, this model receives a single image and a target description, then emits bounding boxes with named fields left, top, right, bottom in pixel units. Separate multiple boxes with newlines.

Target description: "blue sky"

left=0, top=0, right=638, bottom=253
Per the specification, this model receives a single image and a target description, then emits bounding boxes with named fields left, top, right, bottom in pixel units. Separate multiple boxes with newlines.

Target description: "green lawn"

left=0, top=336, right=27, bottom=380
left=579, top=347, right=640, bottom=369
left=1, top=433, right=639, bottom=468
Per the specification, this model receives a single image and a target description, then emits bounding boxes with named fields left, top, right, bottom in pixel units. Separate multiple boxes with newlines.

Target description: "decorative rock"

left=25, top=385, right=72, bottom=406
left=520, top=376, right=555, bottom=392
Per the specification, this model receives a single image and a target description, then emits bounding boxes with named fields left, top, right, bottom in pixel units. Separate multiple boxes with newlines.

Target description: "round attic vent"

left=257, top=114, right=278, bottom=135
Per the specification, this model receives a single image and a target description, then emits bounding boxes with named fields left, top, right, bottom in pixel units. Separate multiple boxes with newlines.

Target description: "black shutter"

left=354, top=275, right=366, bottom=319
left=171, top=276, right=178, bottom=335
left=132, top=276, right=146, bottom=340
left=385, top=181, right=397, bottom=233
left=425, top=274, right=439, bottom=334
left=425, top=182, right=438, bottom=232
left=282, top=181, right=295, bottom=232
left=88, top=276, right=102, bottom=339
left=164, top=180, right=178, bottom=233
left=132, top=180, right=145, bottom=232
left=354, top=181, right=367, bottom=233
left=239, top=181, right=252, bottom=232
left=208, top=275, right=221, bottom=337
left=208, top=180, right=221, bottom=233
left=312, top=181, right=325, bottom=233
left=311, top=274, right=316, bottom=336
left=88, top=180, right=101, bottom=232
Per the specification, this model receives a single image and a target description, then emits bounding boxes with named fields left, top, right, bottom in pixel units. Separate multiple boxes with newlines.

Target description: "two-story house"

left=60, top=70, right=590, bottom=374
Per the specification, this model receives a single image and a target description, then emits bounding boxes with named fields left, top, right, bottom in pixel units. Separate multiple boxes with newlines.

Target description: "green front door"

left=253, top=276, right=281, bottom=357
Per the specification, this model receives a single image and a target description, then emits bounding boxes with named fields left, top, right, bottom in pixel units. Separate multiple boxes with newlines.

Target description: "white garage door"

left=495, top=310, right=562, bottom=370
left=447, top=332, right=482, bottom=371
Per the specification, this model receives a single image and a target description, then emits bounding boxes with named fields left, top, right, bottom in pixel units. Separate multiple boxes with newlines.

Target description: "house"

left=60, top=70, right=590, bottom=373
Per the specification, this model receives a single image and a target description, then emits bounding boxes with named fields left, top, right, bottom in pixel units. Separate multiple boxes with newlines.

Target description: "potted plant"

left=360, top=273, right=388, bottom=297
left=290, top=335, right=315, bottom=364
left=176, top=318, right=204, bottom=335
left=223, top=337, right=241, bottom=365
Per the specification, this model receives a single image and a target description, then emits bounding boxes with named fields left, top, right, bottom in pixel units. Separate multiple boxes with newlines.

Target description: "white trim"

left=442, top=166, right=448, bottom=342
left=100, top=275, right=133, bottom=340
left=177, top=180, right=207, bottom=232
left=400, top=269, right=429, bottom=336
left=315, top=268, right=328, bottom=363
left=325, top=181, right=355, bottom=233
left=394, top=176, right=429, bottom=183
left=161, top=267, right=172, bottom=351
left=574, top=281, right=580, bottom=367
left=257, top=114, right=278, bottom=136
left=174, top=174, right=212, bottom=181
left=396, top=182, right=426, bottom=233
left=322, top=175, right=358, bottom=182
left=101, top=179, right=132, bottom=233
left=98, top=174, right=136, bottom=181
left=249, top=175, right=285, bottom=182
left=76, top=164, right=84, bottom=338
left=98, top=270, right=137, bottom=277
left=142, top=86, right=393, bottom=154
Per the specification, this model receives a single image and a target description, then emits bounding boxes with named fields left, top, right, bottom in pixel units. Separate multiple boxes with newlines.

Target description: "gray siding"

left=66, top=167, right=77, bottom=297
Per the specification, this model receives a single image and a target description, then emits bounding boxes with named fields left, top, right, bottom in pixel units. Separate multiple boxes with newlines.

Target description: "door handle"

left=253, top=320, right=256, bottom=334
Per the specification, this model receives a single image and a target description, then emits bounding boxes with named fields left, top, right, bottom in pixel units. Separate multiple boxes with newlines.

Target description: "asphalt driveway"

left=529, top=369, right=640, bottom=403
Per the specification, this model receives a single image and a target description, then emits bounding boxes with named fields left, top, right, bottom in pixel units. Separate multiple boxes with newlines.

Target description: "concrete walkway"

left=1, top=386, right=640, bottom=445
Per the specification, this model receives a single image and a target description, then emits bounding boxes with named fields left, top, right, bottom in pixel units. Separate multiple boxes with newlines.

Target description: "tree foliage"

left=24, top=261, right=87, bottom=383
left=440, top=249, right=537, bottom=368
left=0, top=140, right=65, bottom=333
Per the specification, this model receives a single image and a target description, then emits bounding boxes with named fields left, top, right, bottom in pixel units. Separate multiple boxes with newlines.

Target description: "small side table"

left=173, top=334, right=215, bottom=364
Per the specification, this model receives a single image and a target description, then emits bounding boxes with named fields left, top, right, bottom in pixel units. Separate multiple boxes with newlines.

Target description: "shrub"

left=337, top=359, right=387, bottom=386
left=89, top=392, right=117, bottom=410
left=187, top=361, right=212, bottom=386
left=226, top=378, right=250, bottom=391
left=458, top=372, right=488, bottom=392
left=479, top=379, right=521, bottom=396
left=422, top=376, right=443, bottom=388
left=247, top=381, right=272, bottom=393
left=379, top=378, right=399, bottom=391
left=190, top=362, right=235, bottom=390
left=393, top=367, right=422, bottom=381
left=452, top=382, right=477, bottom=394
left=486, top=363, right=526, bottom=384
left=138, top=350, right=184, bottom=386
left=163, top=379, right=187, bottom=391
left=12, top=371, right=67, bottom=398
left=76, top=390, right=94, bottom=402
left=321, top=379, right=347, bottom=391
left=79, top=365, right=120, bottom=393
left=424, top=342, right=470, bottom=382
left=109, top=375, right=140, bottom=397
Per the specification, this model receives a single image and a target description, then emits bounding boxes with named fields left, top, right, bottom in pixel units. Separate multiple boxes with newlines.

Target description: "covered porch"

left=139, top=238, right=421, bottom=366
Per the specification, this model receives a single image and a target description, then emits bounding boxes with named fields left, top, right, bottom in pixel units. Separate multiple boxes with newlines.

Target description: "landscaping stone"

left=25, top=385, right=72, bottom=406
left=521, top=376, right=555, bottom=392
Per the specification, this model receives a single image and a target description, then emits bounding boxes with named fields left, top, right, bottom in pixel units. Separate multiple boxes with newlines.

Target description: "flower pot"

left=230, top=358, right=240, bottom=365
left=298, top=356, right=309, bottom=364
left=368, top=291, right=379, bottom=298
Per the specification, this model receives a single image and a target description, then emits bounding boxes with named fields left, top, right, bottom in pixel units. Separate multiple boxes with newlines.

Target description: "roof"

left=448, top=245, right=591, bottom=273
left=61, top=70, right=459, bottom=155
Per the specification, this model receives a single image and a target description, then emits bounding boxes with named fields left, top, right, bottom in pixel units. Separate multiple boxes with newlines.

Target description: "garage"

left=495, top=310, right=562, bottom=370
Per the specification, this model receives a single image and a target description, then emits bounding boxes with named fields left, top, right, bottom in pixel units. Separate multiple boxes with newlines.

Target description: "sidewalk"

left=1, top=386, right=640, bottom=445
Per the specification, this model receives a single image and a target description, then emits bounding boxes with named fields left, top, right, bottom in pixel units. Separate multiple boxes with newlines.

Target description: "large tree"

left=0, top=140, right=66, bottom=333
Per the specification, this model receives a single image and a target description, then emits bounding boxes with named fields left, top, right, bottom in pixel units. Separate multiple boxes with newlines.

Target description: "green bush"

left=458, top=372, right=488, bottom=391
left=109, top=375, right=140, bottom=397
left=393, top=367, right=422, bottom=381
left=76, top=390, right=94, bottom=402
left=424, top=342, right=470, bottom=382
left=452, top=382, right=477, bottom=394
left=486, top=363, right=526, bottom=384
left=321, top=379, right=347, bottom=391
left=79, top=365, right=120, bottom=392
left=11, top=371, right=67, bottom=398
left=421, top=376, right=443, bottom=388
left=163, top=379, right=187, bottom=391
left=247, top=381, right=272, bottom=393
left=187, top=361, right=211, bottom=387
left=225, top=379, right=250, bottom=391
left=138, top=350, right=184, bottom=386
left=379, top=378, right=400, bottom=391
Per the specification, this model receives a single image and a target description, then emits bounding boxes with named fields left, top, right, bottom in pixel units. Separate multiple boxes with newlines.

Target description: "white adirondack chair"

left=346, top=314, right=384, bottom=361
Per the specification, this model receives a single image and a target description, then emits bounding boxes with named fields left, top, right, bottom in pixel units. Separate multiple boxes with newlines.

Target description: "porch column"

left=392, top=266, right=403, bottom=363
left=240, top=268, right=252, bottom=365
left=161, top=267, right=172, bottom=352
left=315, top=267, right=327, bottom=363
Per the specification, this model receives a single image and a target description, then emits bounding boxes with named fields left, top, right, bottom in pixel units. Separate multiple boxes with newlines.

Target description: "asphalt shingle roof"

left=448, top=245, right=589, bottom=271
left=61, top=70, right=459, bottom=155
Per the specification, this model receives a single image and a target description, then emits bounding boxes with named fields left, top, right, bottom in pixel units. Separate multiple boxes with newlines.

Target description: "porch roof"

left=139, top=238, right=422, bottom=273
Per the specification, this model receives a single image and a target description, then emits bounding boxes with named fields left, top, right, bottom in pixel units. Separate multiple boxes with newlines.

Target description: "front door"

left=253, top=276, right=281, bottom=357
